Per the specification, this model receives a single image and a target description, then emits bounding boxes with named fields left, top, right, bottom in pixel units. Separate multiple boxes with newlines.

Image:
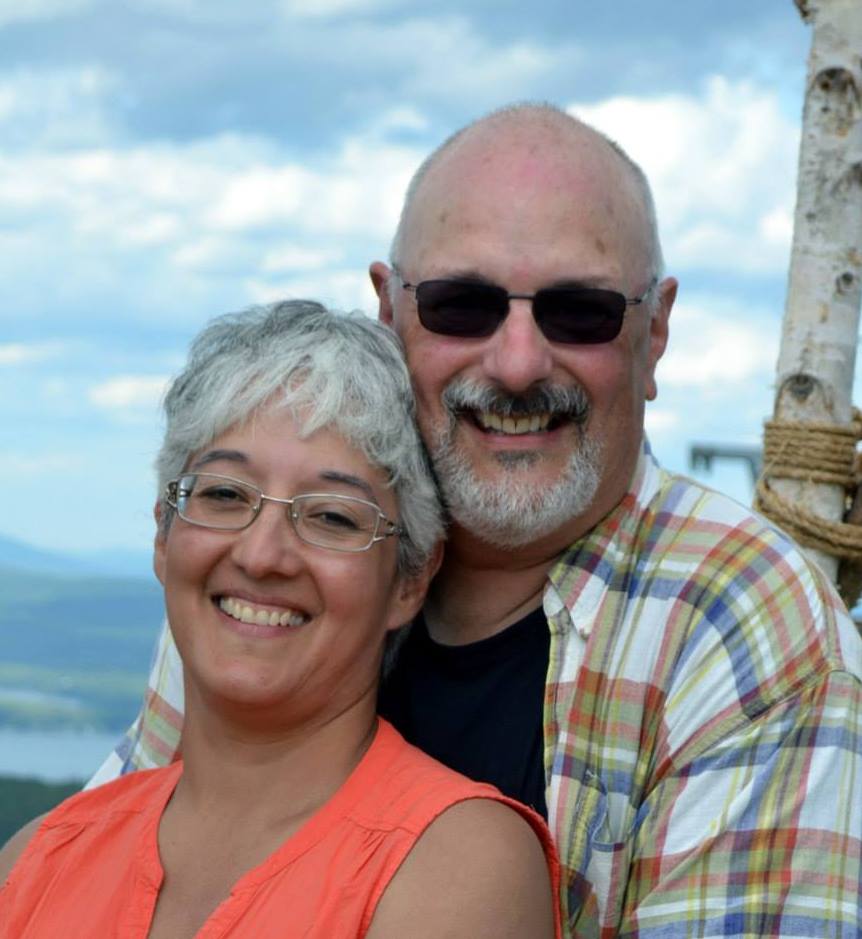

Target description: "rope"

left=754, top=410, right=862, bottom=607
left=755, top=478, right=862, bottom=560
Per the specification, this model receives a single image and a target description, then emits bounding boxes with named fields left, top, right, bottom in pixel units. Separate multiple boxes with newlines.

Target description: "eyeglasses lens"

left=415, top=281, right=507, bottom=337
left=414, top=280, right=626, bottom=344
left=534, top=288, right=626, bottom=344
left=291, top=494, right=381, bottom=551
left=175, top=474, right=258, bottom=529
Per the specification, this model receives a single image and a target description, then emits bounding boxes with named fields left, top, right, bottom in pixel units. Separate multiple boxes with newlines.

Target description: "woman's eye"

left=200, top=485, right=249, bottom=504
left=311, top=509, right=361, bottom=530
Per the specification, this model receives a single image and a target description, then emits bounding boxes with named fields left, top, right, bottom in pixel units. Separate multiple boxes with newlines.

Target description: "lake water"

left=0, top=728, right=121, bottom=783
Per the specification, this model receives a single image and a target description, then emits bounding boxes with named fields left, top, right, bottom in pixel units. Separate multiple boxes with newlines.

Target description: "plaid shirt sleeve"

left=85, top=618, right=184, bottom=788
left=546, top=446, right=862, bottom=938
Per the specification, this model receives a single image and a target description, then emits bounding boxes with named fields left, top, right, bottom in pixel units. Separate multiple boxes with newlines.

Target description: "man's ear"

left=644, top=276, right=677, bottom=402
left=153, top=500, right=167, bottom=586
left=384, top=541, right=444, bottom=633
left=370, top=261, right=394, bottom=325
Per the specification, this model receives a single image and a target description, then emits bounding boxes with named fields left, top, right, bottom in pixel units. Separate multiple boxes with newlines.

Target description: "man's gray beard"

left=429, top=408, right=603, bottom=550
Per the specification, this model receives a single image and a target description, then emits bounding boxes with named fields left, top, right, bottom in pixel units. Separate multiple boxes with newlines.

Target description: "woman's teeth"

left=218, top=596, right=307, bottom=628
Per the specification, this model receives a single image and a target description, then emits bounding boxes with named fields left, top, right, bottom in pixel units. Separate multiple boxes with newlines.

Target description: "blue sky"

left=0, top=0, right=832, bottom=570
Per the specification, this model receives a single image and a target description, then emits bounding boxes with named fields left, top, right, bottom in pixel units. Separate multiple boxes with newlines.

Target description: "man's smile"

left=469, top=410, right=563, bottom=435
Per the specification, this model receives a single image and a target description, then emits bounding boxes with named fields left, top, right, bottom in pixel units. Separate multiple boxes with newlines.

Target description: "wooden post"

left=768, top=0, right=862, bottom=581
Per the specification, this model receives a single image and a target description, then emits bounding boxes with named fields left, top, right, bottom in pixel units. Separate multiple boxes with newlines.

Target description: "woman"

left=0, top=300, right=559, bottom=938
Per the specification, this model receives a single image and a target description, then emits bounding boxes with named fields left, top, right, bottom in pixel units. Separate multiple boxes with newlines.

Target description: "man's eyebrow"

left=429, top=270, right=618, bottom=290
left=318, top=470, right=376, bottom=501
left=188, top=449, right=249, bottom=470
left=436, top=269, right=495, bottom=283
left=544, top=277, right=619, bottom=291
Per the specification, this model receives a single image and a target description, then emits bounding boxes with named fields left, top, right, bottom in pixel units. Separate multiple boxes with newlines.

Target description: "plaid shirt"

left=90, top=443, right=862, bottom=937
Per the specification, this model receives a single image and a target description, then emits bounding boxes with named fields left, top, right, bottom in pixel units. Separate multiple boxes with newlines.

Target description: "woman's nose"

left=229, top=501, right=305, bottom=579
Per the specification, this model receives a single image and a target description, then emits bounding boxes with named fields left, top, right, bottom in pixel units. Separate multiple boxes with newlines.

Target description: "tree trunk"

left=770, top=0, right=862, bottom=581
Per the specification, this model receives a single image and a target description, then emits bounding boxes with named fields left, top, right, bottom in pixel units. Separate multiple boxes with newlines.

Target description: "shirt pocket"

left=565, top=771, right=634, bottom=938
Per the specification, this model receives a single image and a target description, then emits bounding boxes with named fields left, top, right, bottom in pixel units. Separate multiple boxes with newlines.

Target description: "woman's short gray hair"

left=155, top=299, right=443, bottom=576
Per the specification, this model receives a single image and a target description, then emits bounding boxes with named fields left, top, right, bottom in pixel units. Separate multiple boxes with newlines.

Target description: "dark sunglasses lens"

left=535, top=288, right=626, bottom=344
left=415, top=281, right=508, bottom=337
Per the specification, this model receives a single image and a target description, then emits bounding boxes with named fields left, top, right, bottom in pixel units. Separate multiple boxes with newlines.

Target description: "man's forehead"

left=428, top=116, right=627, bottom=194
left=398, top=119, right=649, bottom=278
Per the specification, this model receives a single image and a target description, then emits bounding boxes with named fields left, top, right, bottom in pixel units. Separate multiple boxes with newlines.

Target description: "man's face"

left=374, top=125, right=675, bottom=548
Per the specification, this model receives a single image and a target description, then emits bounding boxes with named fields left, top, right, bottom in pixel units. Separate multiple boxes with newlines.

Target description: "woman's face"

left=154, top=405, right=429, bottom=728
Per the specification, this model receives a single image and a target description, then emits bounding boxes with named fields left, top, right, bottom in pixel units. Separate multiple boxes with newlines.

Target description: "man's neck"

left=425, top=454, right=643, bottom=646
left=423, top=520, right=582, bottom=646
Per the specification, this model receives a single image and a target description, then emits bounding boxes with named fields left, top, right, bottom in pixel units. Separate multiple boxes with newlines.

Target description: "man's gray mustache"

left=440, top=379, right=590, bottom=425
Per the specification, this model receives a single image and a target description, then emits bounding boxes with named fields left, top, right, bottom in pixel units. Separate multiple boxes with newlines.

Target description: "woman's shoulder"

left=365, top=796, right=559, bottom=939
left=357, top=722, right=560, bottom=938
left=0, top=764, right=179, bottom=884
left=0, top=814, right=45, bottom=884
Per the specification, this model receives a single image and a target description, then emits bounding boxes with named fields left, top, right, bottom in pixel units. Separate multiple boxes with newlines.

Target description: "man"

left=90, top=104, right=862, bottom=936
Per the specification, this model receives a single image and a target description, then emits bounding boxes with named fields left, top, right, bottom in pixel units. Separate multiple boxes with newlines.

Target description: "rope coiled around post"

left=754, top=409, right=862, bottom=607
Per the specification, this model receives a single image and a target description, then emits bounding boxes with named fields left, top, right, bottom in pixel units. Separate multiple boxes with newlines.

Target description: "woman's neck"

left=172, top=688, right=379, bottom=831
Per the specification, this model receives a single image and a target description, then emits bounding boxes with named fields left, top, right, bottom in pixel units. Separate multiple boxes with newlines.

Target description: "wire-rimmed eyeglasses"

left=165, top=473, right=402, bottom=553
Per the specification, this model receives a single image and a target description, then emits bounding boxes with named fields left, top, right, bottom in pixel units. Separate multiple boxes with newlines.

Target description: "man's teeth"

left=476, top=412, right=551, bottom=434
left=219, top=596, right=307, bottom=628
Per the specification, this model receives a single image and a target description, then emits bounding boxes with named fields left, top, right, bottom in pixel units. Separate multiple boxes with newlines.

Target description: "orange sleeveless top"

left=1, top=719, right=560, bottom=938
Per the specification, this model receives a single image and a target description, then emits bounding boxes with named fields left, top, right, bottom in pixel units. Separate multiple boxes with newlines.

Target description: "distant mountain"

left=76, top=547, right=154, bottom=579
left=0, top=561, right=163, bottom=732
left=0, top=534, right=151, bottom=579
left=0, top=534, right=95, bottom=577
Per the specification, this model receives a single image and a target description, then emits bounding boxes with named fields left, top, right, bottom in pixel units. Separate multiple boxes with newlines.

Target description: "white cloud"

left=280, top=0, right=400, bottom=17
left=205, top=133, right=422, bottom=239
left=127, top=0, right=273, bottom=23
left=368, top=106, right=430, bottom=136
left=0, top=342, right=65, bottom=365
left=0, top=121, right=421, bottom=324
left=658, top=297, right=779, bottom=389
left=88, top=376, right=169, bottom=411
left=0, top=128, right=419, bottom=246
left=644, top=408, right=679, bottom=433
left=0, top=453, right=85, bottom=476
left=260, top=244, right=343, bottom=272
left=0, top=67, right=117, bottom=148
left=0, top=0, right=96, bottom=27
left=246, top=268, right=377, bottom=313
left=385, top=17, right=564, bottom=102
left=569, top=76, right=800, bottom=274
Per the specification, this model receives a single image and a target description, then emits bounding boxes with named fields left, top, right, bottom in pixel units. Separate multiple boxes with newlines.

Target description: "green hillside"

left=0, top=775, right=82, bottom=845
left=0, top=566, right=163, bottom=731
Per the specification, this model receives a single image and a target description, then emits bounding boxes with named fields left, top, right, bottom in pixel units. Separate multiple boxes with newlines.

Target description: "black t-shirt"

left=378, top=606, right=550, bottom=819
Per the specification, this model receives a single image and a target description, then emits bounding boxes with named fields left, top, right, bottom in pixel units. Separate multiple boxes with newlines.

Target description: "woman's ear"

left=153, top=499, right=167, bottom=586
left=384, top=541, right=444, bottom=633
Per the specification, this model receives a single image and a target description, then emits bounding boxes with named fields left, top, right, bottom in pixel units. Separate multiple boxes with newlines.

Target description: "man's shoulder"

left=567, top=455, right=818, bottom=590
left=556, top=457, right=861, bottom=681
left=632, top=462, right=829, bottom=587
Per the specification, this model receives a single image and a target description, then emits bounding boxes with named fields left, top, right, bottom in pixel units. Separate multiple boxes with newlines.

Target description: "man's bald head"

left=389, top=103, right=664, bottom=288
left=373, top=101, right=676, bottom=550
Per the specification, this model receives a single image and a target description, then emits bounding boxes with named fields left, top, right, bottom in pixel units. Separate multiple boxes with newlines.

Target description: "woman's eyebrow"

left=189, top=449, right=249, bottom=470
left=318, top=470, right=376, bottom=501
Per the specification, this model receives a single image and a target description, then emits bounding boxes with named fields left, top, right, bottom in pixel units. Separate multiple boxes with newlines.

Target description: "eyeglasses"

left=400, top=276, right=655, bottom=344
left=165, top=473, right=402, bottom=553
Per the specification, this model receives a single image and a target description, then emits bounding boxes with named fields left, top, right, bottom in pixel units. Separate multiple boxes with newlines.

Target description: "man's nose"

left=229, top=502, right=304, bottom=579
left=481, top=300, right=553, bottom=393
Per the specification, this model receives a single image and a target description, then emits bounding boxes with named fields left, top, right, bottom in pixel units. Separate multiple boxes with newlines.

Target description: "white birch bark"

left=771, top=0, right=862, bottom=580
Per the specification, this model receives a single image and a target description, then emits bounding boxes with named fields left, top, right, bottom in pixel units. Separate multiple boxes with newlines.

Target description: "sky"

left=0, top=0, right=834, bottom=571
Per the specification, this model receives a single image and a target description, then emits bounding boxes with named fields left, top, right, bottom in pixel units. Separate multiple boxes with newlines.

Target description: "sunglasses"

left=400, top=277, right=655, bottom=344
